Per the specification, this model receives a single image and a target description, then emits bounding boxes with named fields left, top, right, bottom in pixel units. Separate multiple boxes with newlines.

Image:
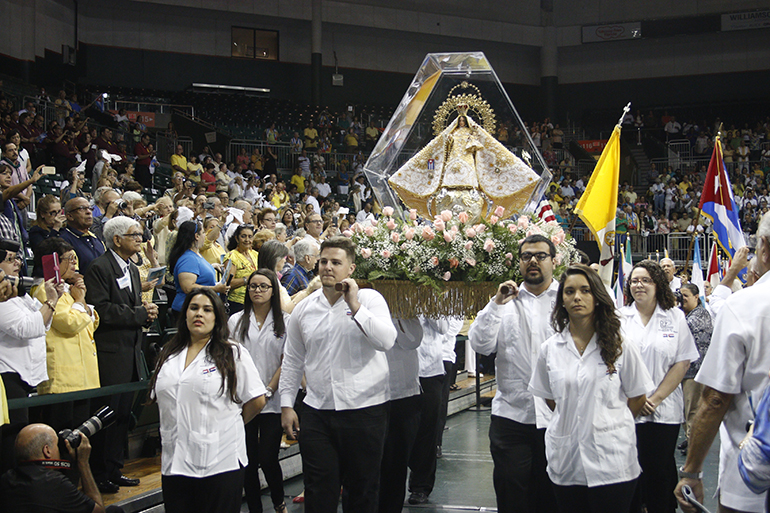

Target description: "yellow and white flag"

left=575, top=122, right=622, bottom=286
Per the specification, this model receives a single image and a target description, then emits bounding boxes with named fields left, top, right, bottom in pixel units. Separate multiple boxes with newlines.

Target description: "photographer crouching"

left=0, top=422, right=123, bottom=513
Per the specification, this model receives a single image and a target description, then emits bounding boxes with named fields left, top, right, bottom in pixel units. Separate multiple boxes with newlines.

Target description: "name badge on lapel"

left=117, top=273, right=131, bottom=290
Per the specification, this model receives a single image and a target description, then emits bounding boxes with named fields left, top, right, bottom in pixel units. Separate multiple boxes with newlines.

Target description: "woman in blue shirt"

left=168, top=221, right=228, bottom=317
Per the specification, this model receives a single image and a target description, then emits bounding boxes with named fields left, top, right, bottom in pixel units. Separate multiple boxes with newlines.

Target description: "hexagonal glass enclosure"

left=363, top=52, right=552, bottom=224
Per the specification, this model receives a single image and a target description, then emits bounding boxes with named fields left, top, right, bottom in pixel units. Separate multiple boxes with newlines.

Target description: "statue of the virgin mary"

left=389, top=104, right=539, bottom=223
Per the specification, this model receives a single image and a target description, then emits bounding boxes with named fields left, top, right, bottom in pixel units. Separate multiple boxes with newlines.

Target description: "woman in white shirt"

left=149, top=288, right=267, bottom=513
left=228, top=269, right=289, bottom=513
left=620, top=260, right=699, bottom=513
left=530, top=264, right=652, bottom=513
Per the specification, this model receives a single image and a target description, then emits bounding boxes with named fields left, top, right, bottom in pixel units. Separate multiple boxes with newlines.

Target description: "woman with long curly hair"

left=620, top=260, right=698, bottom=513
left=529, top=264, right=652, bottom=513
left=228, top=269, right=289, bottom=513
left=149, top=288, right=266, bottom=513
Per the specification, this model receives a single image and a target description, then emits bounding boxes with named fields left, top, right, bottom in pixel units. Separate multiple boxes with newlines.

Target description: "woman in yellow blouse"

left=33, top=237, right=100, bottom=430
left=200, top=217, right=226, bottom=269
left=224, top=224, right=259, bottom=314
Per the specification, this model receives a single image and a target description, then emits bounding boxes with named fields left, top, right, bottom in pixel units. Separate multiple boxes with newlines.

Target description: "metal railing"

left=110, top=100, right=194, bottom=118
left=156, top=134, right=193, bottom=164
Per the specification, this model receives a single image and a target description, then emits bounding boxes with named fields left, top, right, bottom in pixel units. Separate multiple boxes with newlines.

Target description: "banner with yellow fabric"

left=575, top=123, right=621, bottom=286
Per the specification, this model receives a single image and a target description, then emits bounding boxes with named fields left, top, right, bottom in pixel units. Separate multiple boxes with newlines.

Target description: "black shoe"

left=97, top=480, right=120, bottom=494
left=677, top=440, right=688, bottom=451
left=436, top=445, right=442, bottom=459
left=408, top=492, right=429, bottom=505
left=113, top=475, right=141, bottom=487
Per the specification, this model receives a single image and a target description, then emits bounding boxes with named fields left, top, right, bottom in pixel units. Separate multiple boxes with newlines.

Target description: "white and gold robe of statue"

left=389, top=116, right=539, bottom=221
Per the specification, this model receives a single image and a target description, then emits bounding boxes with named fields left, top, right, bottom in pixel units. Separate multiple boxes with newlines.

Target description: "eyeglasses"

left=520, top=252, right=551, bottom=262
left=308, top=219, right=323, bottom=224
left=3, top=255, right=22, bottom=263
left=248, top=283, right=273, bottom=292
left=44, top=209, right=60, bottom=216
left=120, top=233, right=143, bottom=240
left=68, top=205, right=94, bottom=213
left=60, top=255, right=77, bottom=263
left=630, top=277, right=654, bottom=286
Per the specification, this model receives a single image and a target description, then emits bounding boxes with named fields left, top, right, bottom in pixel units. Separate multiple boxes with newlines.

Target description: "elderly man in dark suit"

left=84, top=216, right=158, bottom=494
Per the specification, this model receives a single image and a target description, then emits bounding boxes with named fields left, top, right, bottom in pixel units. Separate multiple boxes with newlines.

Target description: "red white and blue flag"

left=699, top=138, right=745, bottom=260
left=706, top=240, right=722, bottom=289
left=536, top=198, right=556, bottom=223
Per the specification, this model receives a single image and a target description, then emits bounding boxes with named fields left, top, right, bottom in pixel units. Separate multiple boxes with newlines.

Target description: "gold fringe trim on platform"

left=357, top=280, right=498, bottom=318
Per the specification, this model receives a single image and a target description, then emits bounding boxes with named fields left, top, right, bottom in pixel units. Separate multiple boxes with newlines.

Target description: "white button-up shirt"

left=695, top=272, right=770, bottom=511
left=442, top=318, right=464, bottom=364
left=0, top=294, right=51, bottom=386
left=620, top=303, right=699, bottom=424
left=387, top=318, right=423, bottom=401
left=529, top=331, right=653, bottom=487
left=154, top=341, right=266, bottom=478
left=279, top=289, right=396, bottom=411
left=417, top=317, right=449, bottom=378
left=469, top=280, right=559, bottom=427
left=228, top=309, right=289, bottom=415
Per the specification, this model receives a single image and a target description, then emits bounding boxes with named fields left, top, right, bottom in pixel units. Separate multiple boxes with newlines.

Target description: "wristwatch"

left=678, top=466, right=703, bottom=480
left=265, top=386, right=273, bottom=399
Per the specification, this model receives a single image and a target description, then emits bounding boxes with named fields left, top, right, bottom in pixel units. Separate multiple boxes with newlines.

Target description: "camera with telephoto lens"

left=674, top=290, right=683, bottom=306
left=117, top=200, right=128, bottom=211
left=58, top=406, right=116, bottom=449
left=4, top=275, right=37, bottom=289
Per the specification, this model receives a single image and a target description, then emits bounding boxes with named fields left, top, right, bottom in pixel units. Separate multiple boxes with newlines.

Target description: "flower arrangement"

left=343, top=205, right=578, bottom=290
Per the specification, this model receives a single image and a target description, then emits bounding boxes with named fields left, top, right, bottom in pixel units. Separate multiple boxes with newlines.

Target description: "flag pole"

left=683, top=124, right=722, bottom=278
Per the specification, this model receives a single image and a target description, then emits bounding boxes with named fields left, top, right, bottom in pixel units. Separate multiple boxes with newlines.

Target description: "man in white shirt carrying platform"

left=279, top=236, right=397, bottom=513
left=469, top=234, right=559, bottom=513
left=675, top=213, right=770, bottom=513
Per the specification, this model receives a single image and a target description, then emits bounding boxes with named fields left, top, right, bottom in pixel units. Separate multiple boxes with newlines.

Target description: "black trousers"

left=408, top=374, right=444, bottom=495
left=378, top=394, right=421, bottom=513
left=162, top=466, right=245, bottom=513
left=244, top=413, right=285, bottom=512
left=553, top=479, right=638, bottom=513
left=437, top=360, right=456, bottom=446
left=0, top=372, right=33, bottom=474
left=488, top=415, right=558, bottom=513
left=135, top=164, right=152, bottom=189
left=300, top=404, right=388, bottom=513
left=90, top=391, right=134, bottom=483
left=632, top=423, right=680, bottom=513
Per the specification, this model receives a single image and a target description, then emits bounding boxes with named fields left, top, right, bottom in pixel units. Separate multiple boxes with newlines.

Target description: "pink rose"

left=404, top=227, right=415, bottom=240
left=430, top=256, right=439, bottom=266
left=352, top=222, right=362, bottom=233
left=361, top=248, right=372, bottom=259
left=464, top=241, right=474, bottom=250
left=508, top=224, right=517, bottom=234
left=552, top=228, right=565, bottom=245
left=391, top=232, right=401, bottom=243
left=443, top=271, right=451, bottom=281
left=490, top=215, right=499, bottom=224
left=440, top=210, right=453, bottom=222
left=551, top=235, right=561, bottom=246
left=443, top=231, right=454, bottom=243
left=386, top=220, right=397, bottom=230
left=494, top=205, right=505, bottom=217
left=458, top=211, right=469, bottom=224
left=474, top=224, right=486, bottom=234
left=409, top=209, right=418, bottom=221
left=342, top=230, right=354, bottom=237
left=401, top=243, right=408, bottom=251
left=381, top=250, right=392, bottom=259
left=422, top=227, right=436, bottom=241
left=483, top=239, right=495, bottom=253
left=364, top=226, right=375, bottom=237
left=450, top=225, right=459, bottom=234
left=465, top=228, right=477, bottom=238
left=433, top=219, right=445, bottom=232
left=382, top=206, right=394, bottom=217
left=554, top=254, right=562, bottom=265
left=505, top=252, right=513, bottom=259
left=465, top=257, right=476, bottom=266
left=517, top=216, right=529, bottom=229
left=370, top=219, right=378, bottom=226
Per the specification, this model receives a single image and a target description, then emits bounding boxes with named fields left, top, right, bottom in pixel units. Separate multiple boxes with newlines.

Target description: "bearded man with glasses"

left=469, top=233, right=559, bottom=513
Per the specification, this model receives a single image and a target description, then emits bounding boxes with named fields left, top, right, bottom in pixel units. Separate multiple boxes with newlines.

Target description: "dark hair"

left=519, top=234, right=556, bottom=258
left=552, top=264, right=623, bottom=374
left=320, top=236, right=356, bottom=262
left=258, top=240, right=289, bottom=272
left=624, top=259, right=676, bottom=309
left=680, top=283, right=699, bottom=297
left=234, top=269, right=285, bottom=342
left=256, top=208, right=275, bottom=226
left=32, top=237, right=74, bottom=276
left=168, top=221, right=200, bottom=273
left=148, top=288, right=241, bottom=403
left=227, top=224, right=254, bottom=252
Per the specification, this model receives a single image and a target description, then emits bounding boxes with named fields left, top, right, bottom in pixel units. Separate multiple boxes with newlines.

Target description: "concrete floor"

left=247, top=409, right=722, bottom=513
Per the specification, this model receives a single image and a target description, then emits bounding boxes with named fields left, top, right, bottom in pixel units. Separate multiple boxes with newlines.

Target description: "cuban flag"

left=94, top=93, right=105, bottom=112
left=536, top=197, right=556, bottom=223
left=699, top=138, right=746, bottom=259
left=706, top=241, right=722, bottom=290
left=691, top=236, right=706, bottom=305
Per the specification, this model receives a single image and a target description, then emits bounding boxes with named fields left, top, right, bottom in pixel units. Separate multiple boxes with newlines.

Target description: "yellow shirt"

left=171, top=154, right=188, bottom=173
left=201, top=239, right=226, bottom=268
left=0, top=377, right=8, bottom=426
left=291, top=174, right=306, bottom=194
left=304, top=128, right=318, bottom=148
left=225, top=249, right=259, bottom=305
left=272, top=190, right=289, bottom=209
left=33, top=287, right=101, bottom=394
